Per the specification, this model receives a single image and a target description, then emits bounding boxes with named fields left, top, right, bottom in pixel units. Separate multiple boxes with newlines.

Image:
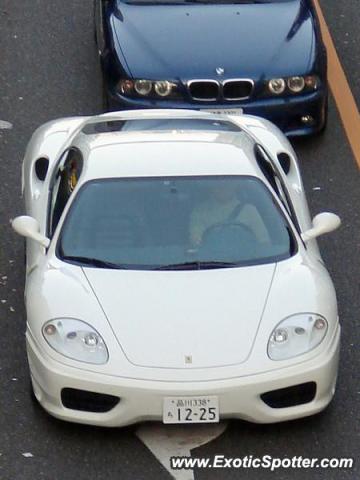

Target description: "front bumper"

left=106, top=88, right=327, bottom=137
left=27, top=325, right=340, bottom=427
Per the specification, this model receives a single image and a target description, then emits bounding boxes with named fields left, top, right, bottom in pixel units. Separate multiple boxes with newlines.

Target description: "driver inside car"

left=189, top=182, right=270, bottom=247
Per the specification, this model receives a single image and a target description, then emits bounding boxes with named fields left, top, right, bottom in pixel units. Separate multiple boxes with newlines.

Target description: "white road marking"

left=0, top=120, right=13, bottom=130
left=136, top=422, right=227, bottom=480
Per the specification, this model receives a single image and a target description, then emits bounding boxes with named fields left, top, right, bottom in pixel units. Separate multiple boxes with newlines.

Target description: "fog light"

left=301, top=115, right=314, bottom=125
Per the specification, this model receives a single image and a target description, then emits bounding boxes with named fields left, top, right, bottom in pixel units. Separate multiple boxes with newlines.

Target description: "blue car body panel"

left=97, top=0, right=327, bottom=136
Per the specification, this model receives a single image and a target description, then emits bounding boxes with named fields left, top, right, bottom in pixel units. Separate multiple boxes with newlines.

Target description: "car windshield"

left=58, top=176, right=296, bottom=270
left=120, top=0, right=293, bottom=4
left=82, top=118, right=241, bottom=135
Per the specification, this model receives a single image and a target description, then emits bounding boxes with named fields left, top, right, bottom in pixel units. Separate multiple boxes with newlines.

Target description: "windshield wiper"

left=154, top=261, right=239, bottom=270
left=61, top=255, right=126, bottom=269
left=184, top=0, right=265, bottom=3
left=61, top=256, right=241, bottom=271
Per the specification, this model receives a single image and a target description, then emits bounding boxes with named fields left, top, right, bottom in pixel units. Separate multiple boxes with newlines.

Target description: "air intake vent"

left=61, top=388, right=120, bottom=413
left=261, top=382, right=316, bottom=409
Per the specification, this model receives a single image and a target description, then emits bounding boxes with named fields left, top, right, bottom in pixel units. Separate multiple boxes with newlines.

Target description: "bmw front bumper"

left=106, top=88, right=328, bottom=137
left=26, top=325, right=340, bottom=427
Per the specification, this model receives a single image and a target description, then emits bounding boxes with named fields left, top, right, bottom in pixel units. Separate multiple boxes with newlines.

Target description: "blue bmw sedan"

left=95, top=0, right=328, bottom=136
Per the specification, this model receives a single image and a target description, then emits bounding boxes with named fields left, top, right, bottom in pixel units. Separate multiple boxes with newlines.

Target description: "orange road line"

left=313, top=0, right=360, bottom=169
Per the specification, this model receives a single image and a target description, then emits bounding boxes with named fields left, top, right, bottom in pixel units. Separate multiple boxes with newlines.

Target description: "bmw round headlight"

left=268, top=78, right=286, bottom=95
left=288, top=76, right=305, bottom=93
left=43, top=319, right=108, bottom=364
left=268, top=314, right=328, bottom=361
left=154, top=80, right=173, bottom=97
left=134, top=79, right=152, bottom=96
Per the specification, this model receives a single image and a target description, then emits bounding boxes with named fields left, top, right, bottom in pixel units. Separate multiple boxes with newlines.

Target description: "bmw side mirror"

left=301, top=212, right=341, bottom=242
left=11, top=216, right=50, bottom=248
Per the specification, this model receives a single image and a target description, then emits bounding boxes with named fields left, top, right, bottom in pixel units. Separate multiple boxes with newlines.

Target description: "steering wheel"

left=202, top=222, right=256, bottom=244
left=199, top=222, right=257, bottom=260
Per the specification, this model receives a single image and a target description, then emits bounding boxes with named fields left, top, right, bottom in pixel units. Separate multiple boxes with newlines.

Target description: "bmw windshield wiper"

left=154, top=261, right=240, bottom=270
left=126, top=0, right=265, bottom=3
left=61, top=255, right=127, bottom=269
left=184, top=0, right=266, bottom=3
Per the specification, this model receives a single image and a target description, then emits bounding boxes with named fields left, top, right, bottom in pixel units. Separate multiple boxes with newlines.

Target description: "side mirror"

left=11, top=216, right=50, bottom=248
left=301, top=212, right=341, bottom=242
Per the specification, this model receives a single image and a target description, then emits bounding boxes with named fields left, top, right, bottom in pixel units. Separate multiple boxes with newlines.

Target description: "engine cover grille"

left=188, top=79, right=253, bottom=102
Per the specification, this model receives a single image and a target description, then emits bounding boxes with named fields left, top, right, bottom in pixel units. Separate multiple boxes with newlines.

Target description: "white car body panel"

left=25, top=253, right=337, bottom=383
left=17, top=110, right=340, bottom=426
left=83, top=264, right=276, bottom=369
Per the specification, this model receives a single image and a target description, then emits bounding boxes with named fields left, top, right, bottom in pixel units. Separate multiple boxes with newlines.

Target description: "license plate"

left=200, top=108, right=243, bottom=116
left=163, top=396, right=219, bottom=424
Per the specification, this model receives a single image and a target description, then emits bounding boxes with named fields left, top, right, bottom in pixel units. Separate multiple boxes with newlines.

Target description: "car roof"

left=72, top=129, right=262, bottom=181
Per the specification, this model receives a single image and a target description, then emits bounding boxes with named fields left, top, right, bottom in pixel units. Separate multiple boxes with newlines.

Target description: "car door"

left=26, top=148, right=83, bottom=270
left=255, top=145, right=300, bottom=232
left=48, top=148, right=83, bottom=238
left=254, top=144, right=322, bottom=260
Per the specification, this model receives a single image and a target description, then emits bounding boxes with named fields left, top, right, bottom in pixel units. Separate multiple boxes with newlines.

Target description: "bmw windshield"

left=58, top=176, right=296, bottom=270
left=120, top=0, right=294, bottom=4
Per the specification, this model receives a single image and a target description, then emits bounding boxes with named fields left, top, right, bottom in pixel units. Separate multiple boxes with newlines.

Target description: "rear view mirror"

left=301, top=212, right=341, bottom=242
left=12, top=216, right=50, bottom=248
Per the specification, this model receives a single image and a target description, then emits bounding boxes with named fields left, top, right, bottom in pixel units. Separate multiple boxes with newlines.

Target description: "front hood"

left=112, top=0, right=315, bottom=80
left=84, top=264, right=276, bottom=369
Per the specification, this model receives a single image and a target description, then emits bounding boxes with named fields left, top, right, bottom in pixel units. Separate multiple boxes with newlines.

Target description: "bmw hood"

left=83, top=264, right=276, bottom=369
left=111, top=0, right=315, bottom=81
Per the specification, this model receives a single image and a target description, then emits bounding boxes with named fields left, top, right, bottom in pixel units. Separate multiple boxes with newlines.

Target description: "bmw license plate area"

left=201, top=108, right=243, bottom=116
left=163, top=396, right=219, bottom=424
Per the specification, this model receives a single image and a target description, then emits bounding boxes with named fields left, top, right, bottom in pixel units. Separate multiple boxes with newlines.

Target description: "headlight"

left=268, top=314, right=328, bottom=361
left=154, top=80, right=173, bottom=97
left=287, top=76, right=305, bottom=93
left=117, top=79, right=179, bottom=98
left=134, top=79, right=152, bottom=96
left=267, top=75, right=319, bottom=96
left=43, top=319, right=108, bottom=364
left=268, top=78, right=286, bottom=95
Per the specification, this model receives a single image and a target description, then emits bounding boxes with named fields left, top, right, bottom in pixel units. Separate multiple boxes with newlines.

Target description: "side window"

left=255, top=145, right=301, bottom=234
left=254, top=146, right=279, bottom=195
left=49, top=149, right=84, bottom=236
left=255, top=145, right=291, bottom=214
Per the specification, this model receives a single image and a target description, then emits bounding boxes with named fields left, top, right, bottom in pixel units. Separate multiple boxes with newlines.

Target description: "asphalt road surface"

left=0, top=1, right=359, bottom=479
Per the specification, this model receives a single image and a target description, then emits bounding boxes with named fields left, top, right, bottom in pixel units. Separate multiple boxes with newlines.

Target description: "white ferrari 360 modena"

left=12, top=109, right=341, bottom=427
